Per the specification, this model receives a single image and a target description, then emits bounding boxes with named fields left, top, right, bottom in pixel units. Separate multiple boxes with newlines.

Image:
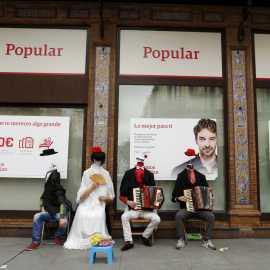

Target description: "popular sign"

left=0, top=116, right=70, bottom=178
left=0, top=28, right=88, bottom=75
left=120, top=30, right=222, bottom=78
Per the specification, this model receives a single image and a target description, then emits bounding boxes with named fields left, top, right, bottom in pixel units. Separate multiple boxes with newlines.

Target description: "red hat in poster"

left=184, top=149, right=197, bottom=156
left=92, top=147, right=102, bottom=153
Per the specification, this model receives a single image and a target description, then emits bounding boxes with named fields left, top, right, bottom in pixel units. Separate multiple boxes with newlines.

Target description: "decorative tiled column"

left=231, top=50, right=251, bottom=205
left=92, top=46, right=111, bottom=169
left=230, top=50, right=260, bottom=234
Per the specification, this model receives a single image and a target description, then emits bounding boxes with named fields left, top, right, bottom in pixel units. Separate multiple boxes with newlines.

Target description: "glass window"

left=256, top=88, right=270, bottom=212
left=0, top=107, right=84, bottom=210
left=117, top=85, right=225, bottom=211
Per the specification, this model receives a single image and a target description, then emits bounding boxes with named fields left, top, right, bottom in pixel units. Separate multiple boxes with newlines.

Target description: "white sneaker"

left=176, top=239, right=185, bottom=250
left=202, top=240, right=216, bottom=250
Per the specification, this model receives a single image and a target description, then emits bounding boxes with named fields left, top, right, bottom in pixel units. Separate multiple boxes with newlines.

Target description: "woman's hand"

left=92, top=182, right=100, bottom=189
left=80, top=182, right=99, bottom=199
left=99, top=196, right=107, bottom=202
left=99, top=196, right=113, bottom=204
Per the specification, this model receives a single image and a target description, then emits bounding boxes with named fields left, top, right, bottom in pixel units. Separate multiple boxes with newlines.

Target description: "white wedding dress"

left=64, top=163, right=115, bottom=250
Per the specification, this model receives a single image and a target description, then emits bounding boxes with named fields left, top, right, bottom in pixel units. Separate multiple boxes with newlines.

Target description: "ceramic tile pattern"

left=231, top=50, right=251, bottom=205
left=92, top=46, right=111, bottom=168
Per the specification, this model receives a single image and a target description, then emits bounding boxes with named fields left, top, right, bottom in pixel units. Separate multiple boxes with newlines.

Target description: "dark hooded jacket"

left=40, top=169, right=67, bottom=218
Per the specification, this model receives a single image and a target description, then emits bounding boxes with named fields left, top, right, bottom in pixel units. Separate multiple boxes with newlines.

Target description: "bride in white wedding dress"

left=64, top=147, right=115, bottom=250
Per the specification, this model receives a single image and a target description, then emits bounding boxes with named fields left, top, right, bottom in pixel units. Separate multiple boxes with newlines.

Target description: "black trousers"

left=175, top=209, right=215, bottom=240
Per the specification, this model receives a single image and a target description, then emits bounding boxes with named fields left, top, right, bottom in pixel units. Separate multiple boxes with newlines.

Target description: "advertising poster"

left=130, top=118, right=218, bottom=180
left=0, top=116, right=70, bottom=178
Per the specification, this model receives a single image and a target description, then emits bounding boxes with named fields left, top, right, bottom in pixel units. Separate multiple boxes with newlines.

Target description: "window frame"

left=114, top=27, right=229, bottom=221
left=0, top=104, right=87, bottom=218
left=253, top=30, right=270, bottom=220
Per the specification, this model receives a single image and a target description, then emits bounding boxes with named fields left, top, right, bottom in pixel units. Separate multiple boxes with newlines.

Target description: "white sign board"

left=130, top=118, right=218, bottom=180
left=0, top=116, right=70, bottom=178
left=0, top=28, right=87, bottom=75
left=120, top=30, right=222, bottom=78
left=255, top=34, right=270, bottom=79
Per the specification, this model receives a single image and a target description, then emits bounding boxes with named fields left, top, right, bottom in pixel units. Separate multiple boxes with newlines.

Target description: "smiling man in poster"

left=171, top=119, right=218, bottom=180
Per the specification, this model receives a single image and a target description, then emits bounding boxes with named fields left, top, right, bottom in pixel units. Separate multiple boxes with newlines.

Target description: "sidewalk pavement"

left=1, top=237, right=270, bottom=270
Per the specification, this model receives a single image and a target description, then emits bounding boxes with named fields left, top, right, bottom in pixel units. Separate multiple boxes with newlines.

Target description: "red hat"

left=92, top=147, right=102, bottom=153
left=184, top=149, right=197, bottom=156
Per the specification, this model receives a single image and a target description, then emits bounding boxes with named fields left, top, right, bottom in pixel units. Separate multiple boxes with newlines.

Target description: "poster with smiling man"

left=130, top=118, right=217, bottom=180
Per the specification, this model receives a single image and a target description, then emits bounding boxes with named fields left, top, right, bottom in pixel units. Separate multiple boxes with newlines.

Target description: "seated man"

left=119, top=151, right=164, bottom=251
left=171, top=163, right=216, bottom=250
left=26, top=149, right=68, bottom=250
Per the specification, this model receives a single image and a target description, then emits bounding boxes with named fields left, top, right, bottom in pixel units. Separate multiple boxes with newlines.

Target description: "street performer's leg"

left=121, top=210, right=140, bottom=242
left=53, top=213, right=68, bottom=237
left=194, top=211, right=216, bottom=250
left=175, top=209, right=194, bottom=240
left=194, top=210, right=215, bottom=240
left=32, top=212, right=54, bottom=243
left=26, top=211, right=54, bottom=251
left=141, top=210, right=161, bottom=239
left=175, top=209, right=194, bottom=250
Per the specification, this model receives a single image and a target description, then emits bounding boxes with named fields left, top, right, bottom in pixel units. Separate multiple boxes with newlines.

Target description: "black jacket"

left=120, top=167, right=164, bottom=209
left=171, top=168, right=208, bottom=209
left=40, top=170, right=67, bottom=218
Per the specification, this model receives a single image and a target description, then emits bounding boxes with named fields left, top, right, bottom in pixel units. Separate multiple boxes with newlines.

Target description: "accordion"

left=184, top=186, right=214, bottom=212
left=133, top=186, right=163, bottom=210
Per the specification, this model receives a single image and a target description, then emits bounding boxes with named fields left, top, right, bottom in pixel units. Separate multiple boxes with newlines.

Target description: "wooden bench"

left=183, top=218, right=206, bottom=244
left=130, top=218, right=154, bottom=244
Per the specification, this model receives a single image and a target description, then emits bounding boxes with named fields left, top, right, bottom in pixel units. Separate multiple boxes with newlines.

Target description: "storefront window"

left=256, top=88, right=270, bottom=212
left=0, top=107, right=84, bottom=210
left=117, top=85, right=225, bottom=211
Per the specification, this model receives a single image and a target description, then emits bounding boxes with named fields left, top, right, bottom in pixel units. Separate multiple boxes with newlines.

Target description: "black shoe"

left=121, top=241, right=134, bottom=251
left=140, top=235, right=152, bottom=246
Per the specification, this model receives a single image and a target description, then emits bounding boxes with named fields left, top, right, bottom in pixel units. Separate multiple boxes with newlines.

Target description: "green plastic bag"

left=186, top=234, right=202, bottom=240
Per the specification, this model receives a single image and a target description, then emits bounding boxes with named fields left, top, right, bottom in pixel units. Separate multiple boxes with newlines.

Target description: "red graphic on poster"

left=0, top=162, right=7, bottom=172
left=39, top=137, right=53, bottom=149
left=19, top=137, right=34, bottom=148
left=0, top=137, right=14, bottom=147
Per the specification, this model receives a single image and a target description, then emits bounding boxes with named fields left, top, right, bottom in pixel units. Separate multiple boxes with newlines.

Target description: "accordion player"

left=184, top=186, right=214, bottom=212
left=133, top=186, right=163, bottom=210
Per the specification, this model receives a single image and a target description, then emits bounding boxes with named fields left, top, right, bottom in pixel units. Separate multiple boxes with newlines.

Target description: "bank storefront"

left=255, top=33, right=270, bottom=220
left=1, top=1, right=270, bottom=238
left=115, top=29, right=227, bottom=227
left=0, top=27, right=89, bottom=218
